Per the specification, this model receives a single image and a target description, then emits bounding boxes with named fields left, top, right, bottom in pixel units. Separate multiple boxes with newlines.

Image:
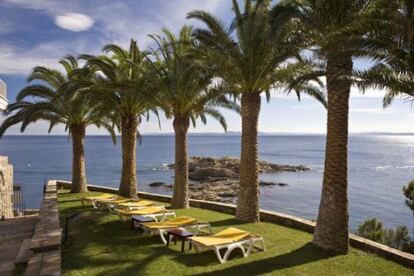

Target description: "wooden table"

left=166, top=228, right=194, bottom=252
left=130, top=215, right=155, bottom=231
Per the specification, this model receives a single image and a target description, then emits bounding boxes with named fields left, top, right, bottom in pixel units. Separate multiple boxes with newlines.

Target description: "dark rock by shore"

left=149, top=156, right=309, bottom=203
left=168, top=156, right=309, bottom=182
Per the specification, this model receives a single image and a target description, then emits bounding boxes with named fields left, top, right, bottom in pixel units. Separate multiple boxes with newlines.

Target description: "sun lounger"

left=93, top=196, right=139, bottom=210
left=189, top=227, right=265, bottom=263
left=80, top=193, right=116, bottom=208
left=137, top=216, right=212, bottom=244
left=108, top=200, right=156, bottom=213
left=115, top=206, right=176, bottom=222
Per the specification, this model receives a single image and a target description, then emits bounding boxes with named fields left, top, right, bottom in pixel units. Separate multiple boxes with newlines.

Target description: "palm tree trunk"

left=236, top=93, right=261, bottom=222
left=70, top=124, right=87, bottom=193
left=172, top=116, right=190, bottom=209
left=119, top=114, right=138, bottom=198
left=313, top=54, right=353, bottom=254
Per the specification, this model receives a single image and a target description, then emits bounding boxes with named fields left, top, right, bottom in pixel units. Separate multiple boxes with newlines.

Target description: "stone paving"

left=0, top=215, right=38, bottom=275
left=0, top=180, right=62, bottom=275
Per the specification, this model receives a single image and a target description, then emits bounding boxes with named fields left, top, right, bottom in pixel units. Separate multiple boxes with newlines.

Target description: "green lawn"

left=58, top=190, right=413, bottom=275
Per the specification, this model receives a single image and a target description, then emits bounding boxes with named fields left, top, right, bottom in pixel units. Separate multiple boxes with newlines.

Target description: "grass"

left=58, top=190, right=413, bottom=275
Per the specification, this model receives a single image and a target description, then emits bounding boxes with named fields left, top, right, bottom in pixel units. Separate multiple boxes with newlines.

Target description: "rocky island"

left=150, top=156, right=309, bottom=203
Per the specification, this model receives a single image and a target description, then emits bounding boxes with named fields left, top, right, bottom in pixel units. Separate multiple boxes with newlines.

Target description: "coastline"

left=1, top=134, right=413, bottom=231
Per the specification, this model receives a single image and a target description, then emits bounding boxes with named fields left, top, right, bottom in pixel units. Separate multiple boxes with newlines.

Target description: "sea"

left=1, top=134, right=413, bottom=231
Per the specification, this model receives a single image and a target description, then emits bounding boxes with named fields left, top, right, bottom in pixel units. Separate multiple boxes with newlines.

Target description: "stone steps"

left=0, top=215, right=38, bottom=274
left=24, top=250, right=60, bottom=276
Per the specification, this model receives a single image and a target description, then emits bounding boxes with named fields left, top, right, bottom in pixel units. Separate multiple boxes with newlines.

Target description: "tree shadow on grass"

left=176, top=243, right=336, bottom=276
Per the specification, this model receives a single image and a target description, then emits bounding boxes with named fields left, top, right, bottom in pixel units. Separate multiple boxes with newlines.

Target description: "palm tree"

left=271, top=0, right=383, bottom=253
left=147, top=26, right=240, bottom=208
left=0, top=56, right=115, bottom=193
left=80, top=40, right=158, bottom=198
left=188, top=0, right=324, bottom=222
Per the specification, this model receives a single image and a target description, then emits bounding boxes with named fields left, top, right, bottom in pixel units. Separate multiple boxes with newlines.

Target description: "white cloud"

left=55, top=13, right=94, bottom=32
left=0, top=39, right=102, bottom=74
left=0, top=43, right=58, bottom=74
left=0, top=0, right=229, bottom=75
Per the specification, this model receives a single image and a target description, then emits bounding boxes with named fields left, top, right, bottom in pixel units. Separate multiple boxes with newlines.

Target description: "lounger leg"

left=245, top=240, right=254, bottom=256
left=192, top=243, right=202, bottom=253
left=258, top=238, right=266, bottom=251
left=252, top=237, right=266, bottom=252
left=214, top=247, right=226, bottom=264
left=160, top=213, right=166, bottom=222
left=159, top=230, right=168, bottom=244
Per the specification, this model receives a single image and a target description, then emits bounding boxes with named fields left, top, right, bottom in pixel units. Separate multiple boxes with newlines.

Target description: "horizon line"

left=3, top=131, right=414, bottom=136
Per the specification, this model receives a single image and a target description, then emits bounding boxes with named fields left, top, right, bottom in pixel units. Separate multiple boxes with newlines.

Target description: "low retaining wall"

left=56, top=180, right=414, bottom=268
left=25, top=180, right=61, bottom=275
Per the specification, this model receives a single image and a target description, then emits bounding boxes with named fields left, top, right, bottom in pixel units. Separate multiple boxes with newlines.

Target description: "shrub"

left=356, top=218, right=413, bottom=253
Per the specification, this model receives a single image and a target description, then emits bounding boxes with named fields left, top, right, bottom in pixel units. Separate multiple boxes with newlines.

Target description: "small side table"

left=166, top=228, right=194, bottom=252
left=131, top=215, right=155, bottom=231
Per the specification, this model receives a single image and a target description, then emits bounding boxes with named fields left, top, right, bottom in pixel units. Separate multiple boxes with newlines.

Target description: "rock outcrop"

left=168, top=156, right=309, bottom=182
left=150, top=156, right=309, bottom=203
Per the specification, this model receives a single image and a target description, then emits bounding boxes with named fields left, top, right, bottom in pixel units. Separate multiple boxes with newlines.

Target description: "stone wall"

left=0, top=156, right=14, bottom=219
left=25, top=180, right=61, bottom=275
left=56, top=180, right=414, bottom=269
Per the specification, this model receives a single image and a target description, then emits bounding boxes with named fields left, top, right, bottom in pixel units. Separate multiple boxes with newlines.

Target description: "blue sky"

left=0, top=0, right=412, bottom=135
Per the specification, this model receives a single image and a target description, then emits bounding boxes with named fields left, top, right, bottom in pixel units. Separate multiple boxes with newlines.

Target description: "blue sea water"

left=0, top=134, right=413, bottom=231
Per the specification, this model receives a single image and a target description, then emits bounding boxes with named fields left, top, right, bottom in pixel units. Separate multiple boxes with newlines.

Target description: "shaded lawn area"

left=58, top=191, right=413, bottom=275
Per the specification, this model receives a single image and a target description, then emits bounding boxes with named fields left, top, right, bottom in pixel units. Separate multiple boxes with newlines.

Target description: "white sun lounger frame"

left=80, top=196, right=117, bottom=209
left=136, top=222, right=213, bottom=244
left=108, top=202, right=156, bottom=213
left=117, top=208, right=177, bottom=222
left=190, top=235, right=265, bottom=264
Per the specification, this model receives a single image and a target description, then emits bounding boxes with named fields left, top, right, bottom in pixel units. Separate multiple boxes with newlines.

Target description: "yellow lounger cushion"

left=95, top=196, right=134, bottom=204
left=142, top=216, right=197, bottom=229
left=117, top=200, right=154, bottom=208
left=81, top=193, right=115, bottom=201
left=116, top=206, right=165, bottom=216
left=189, top=227, right=251, bottom=247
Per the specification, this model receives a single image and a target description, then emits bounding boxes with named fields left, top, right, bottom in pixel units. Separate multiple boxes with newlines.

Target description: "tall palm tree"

left=147, top=26, right=240, bottom=208
left=0, top=56, right=115, bottom=193
left=271, top=0, right=382, bottom=253
left=188, top=0, right=325, bottom=222
left=80, top=40, right=158, bottom=198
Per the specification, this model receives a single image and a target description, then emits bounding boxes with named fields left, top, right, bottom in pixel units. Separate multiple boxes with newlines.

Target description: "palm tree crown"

left=148, top=26, right=239, bottom=130
left=0, top=56, right=114, bottom=192
left=355, top=0, right=414, bottom=107
left=1, top=56, right=113, bottom=136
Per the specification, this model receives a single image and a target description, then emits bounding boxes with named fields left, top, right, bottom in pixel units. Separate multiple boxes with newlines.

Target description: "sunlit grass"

left=58, top=190, right=413, bottom=275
